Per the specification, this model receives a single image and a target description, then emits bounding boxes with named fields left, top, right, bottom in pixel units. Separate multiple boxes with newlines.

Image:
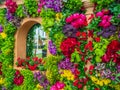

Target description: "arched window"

left=26, top=23, right=47, bottom=58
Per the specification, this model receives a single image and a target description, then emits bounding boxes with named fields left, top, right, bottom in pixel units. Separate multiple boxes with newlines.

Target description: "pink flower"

left=99, top=20, right=107, bottom=27
left=76, top=18, right=84, bottom=26
left=96, top=12, right=104, bottom=18
left=79, top=14, right=86, bottom=20
left=37, top=8, right=41, bottom=13
left=103, top=22, right=111, bottom=28
left=56, top=81, right=65, bottom=89
left=102, top=15, right=109, bottom=20
left=66, top=16, right=73, bottom=23
left=72, top=13, right=80, bottom=20
left=50, top=85, right=58, bottom=90
left=71, top=21, right=79, bottom=29
left=50, top=81, right=65, bottom=90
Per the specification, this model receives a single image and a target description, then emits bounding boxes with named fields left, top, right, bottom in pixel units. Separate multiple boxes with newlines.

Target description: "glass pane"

left=26, top=23, right=47, bottom=58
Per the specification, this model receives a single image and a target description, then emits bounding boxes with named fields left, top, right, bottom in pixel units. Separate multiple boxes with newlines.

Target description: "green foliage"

left=93, top=37, right=110, bottom=63
left=63, top=0, right=83, bottom=12
left=3, top=68, right=15, bottom=90
left=91, top=0, right=114, bottom=11
left=0, top=8, right=7, bottom=25
left=109, top=3, right=120, bottom=25
left=44, top=55, right=62, bottom=84
left=87, top=17, right=101, bottom=33
left=15, top=5, right=26, bottom=18
left=13, top=70, right=36, bottom=90
left=40, top=8, right=56, bottom=32
left=24, top=0, right=39, bottom=17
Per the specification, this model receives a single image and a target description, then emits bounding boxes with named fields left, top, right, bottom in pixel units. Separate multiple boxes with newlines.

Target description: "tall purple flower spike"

left=0, top=25, right=3, bottom=33
left=48, top=40, right=57, bottom=55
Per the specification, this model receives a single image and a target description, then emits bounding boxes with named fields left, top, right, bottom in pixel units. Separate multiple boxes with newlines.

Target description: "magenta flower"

left=96, top=11, right=104, bottom=18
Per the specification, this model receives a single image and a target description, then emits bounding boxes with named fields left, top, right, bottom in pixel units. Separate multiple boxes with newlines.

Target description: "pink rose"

left=66, top=16, right=73, bottom=23
left=103, top=22, right=111, bottom=28
left=50, top=85, right=58, bottom=90
left=102, top=15, right=109, bottom=20
left=56, top=81, right=65, bottom=89
left=99, top=20, right=107, bottom=27
left=96, top=12, right=104, bottom=18
left=76, top=19, right=84, bottom=26
left=71, top=21, right=79, bottom=29
left=72, top=13, right=80, bottom=20
left=79, top=14, right=86, bottom=20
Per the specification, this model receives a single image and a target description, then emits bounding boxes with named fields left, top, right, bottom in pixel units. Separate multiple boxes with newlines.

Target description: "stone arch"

left=14, top=17, right=48, bottom=70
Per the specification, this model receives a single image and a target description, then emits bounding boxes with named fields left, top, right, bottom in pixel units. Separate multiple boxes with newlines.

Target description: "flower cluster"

left=37, top=0, right=45, bottom=13
left=34, top=71, right=49, bottom=89
left=60, top=69, right=74, bottom=81
left=66, top=13, right=87, bottom=29
left=62, top=24, right=77, bottom=38
left=60, top=37, right=80, bottom=58
left=90, top=76, right=111, bottom=86
left=50, top=81, right=65, bottom=90
left=48, top=40, right=57, bottom=55
left=13, top=70, right=24, bottom=86
left=102, top=40, right=120, bottom=63
left=58, top=58, right=75, bottom=73
left=44, top=0, right=63, bottom=12
left=16, top=57, right=43, bottom=71
left=96, top=9, right=111, bottom=28
left=5, top=0, right=18, bottom=13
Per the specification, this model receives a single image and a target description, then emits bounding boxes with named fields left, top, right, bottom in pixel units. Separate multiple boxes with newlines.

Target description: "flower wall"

left=0, top=0, right=120, bottom=90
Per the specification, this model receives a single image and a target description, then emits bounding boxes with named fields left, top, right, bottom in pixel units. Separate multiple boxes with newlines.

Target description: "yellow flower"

left=102, top=79, right=111, bottom=85
left=90, top=76, right=97, bottom=82
left=61, top=70, right=74, bottom=81
left=0, top=32, right=7, bottom=38
left=36, top=84, right=43, bottom=89
left=55, top=13, right=62, bottom=21
left=0, top=78, right=4, bottom=85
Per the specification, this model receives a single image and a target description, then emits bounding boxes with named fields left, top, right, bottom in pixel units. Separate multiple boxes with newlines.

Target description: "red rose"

left=89, top=65, right=94, bottom=71
left=77, top=84, right=82, bottom=89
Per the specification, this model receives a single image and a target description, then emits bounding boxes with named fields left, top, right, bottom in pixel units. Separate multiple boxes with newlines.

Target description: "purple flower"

left=44, top=0, right=63, bottom=12
left=0, top=25, right=3, bottom=33
left=48, top=40, right=57, bottom=55
left=6, top=10, right=14, bottom=21
left=34, top=71, right=49, bottom=89
left=58, top=58, right=75, bottom=73
left=97, top=25, right=117, bottom=38
left=62, top=24, right=78, bottom=38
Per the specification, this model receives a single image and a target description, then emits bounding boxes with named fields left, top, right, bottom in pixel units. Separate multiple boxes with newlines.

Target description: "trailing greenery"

left=15, top=5, right=26, bottom=18
left=24, top=0, right=39, bottom=17
left=44, top=55, right=62, bottom=85
left=91, top=0, right=114, bottom=11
